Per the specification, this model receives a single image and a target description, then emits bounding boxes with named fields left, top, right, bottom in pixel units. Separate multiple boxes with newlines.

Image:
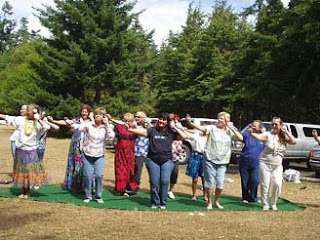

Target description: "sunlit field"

left=0, top=126, right=319, bottom=240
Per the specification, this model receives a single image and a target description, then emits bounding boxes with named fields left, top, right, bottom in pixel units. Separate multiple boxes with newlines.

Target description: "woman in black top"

left=126, top=112, right=188, bottom=209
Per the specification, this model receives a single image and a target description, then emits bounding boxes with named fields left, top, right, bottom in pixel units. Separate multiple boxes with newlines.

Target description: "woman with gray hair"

left=187, top=112, right=242, bottom=210
left=134, top=111, right=149, bottom=190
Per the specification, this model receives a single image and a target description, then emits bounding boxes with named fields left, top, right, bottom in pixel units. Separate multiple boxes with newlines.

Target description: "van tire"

left=178, top=144, right=191, bottom=165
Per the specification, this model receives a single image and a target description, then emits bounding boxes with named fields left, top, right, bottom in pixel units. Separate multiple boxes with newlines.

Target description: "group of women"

left=2, top=103, right=315, bottom=211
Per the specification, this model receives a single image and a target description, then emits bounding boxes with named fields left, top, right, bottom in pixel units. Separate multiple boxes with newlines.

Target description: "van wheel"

left=282, top=159, right=290, bottom=170
left=178, top=144, right=191, bottom=165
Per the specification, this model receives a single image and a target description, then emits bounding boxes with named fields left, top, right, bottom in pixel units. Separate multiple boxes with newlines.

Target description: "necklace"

left=23, top=118, right=37, bottom=136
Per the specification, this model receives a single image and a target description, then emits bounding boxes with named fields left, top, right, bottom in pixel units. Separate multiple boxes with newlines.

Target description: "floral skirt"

left=13, top=149, right=48, bottom=188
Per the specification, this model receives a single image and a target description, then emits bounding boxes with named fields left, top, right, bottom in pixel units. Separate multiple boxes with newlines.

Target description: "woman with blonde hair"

left=249, top=117, right=296, bottom=210
left=109, top=113, right=139, bottom=196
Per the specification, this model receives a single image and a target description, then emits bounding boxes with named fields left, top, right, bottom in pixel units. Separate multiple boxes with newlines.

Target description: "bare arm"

left=171, top=124, right=189, bottom=140
left=281, top=127, right=297, bottom=145
left=44, top=118, right=60, bottom=131
left=47, top=116, right=69, bottom=126
left=249, top=129, right=269, bottom=142
left=106, top=114, right=125, bottom=126
left=126, top=125, right=148, bottom=137
left=187, top=119, right=207, bottom=135
left=226, top=122, right=243, bottom=142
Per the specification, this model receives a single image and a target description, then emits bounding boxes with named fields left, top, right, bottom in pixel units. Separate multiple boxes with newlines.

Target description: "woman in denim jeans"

left=72, top=107, right=115, bottom=203
left=126, top=113, right=188, bottom=209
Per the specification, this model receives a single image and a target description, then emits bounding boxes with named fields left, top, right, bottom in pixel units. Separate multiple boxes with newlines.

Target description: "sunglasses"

left=272, top=123, right=280, bottom=126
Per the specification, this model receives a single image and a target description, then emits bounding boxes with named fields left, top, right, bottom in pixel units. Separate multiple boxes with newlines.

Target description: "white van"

left=232, top=122, right=320, bottom=168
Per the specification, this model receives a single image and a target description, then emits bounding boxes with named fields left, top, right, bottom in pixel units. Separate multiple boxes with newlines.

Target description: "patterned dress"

left=114, top=124, right=138, bottom=194
left=63, top=117, right=86, bottom=192
left=7, top=116, right=49, bottom=188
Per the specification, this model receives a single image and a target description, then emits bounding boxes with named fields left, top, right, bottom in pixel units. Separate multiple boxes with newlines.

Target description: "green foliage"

left=0, top=0, right=319, bottom=127
left=0, top=1, right=16, bottom=53
left=33, top=0, right=157, bottom=116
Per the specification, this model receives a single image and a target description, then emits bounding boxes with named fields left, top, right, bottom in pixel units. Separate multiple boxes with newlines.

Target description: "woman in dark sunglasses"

left=248, top=117, right=296, bottom=211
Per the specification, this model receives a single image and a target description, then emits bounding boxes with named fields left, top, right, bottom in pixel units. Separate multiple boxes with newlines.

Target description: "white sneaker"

left=167, top=191, right=175, bottom=199
left=206, top=203, right=213, bottom=210
left=271, top=205, right=278, bottom=211
left=263, top=206, right=269, bottom=211
left=159, top=205, right=166, bottom=210
left=151, top=205, right=158, bottom=209
left=215, top=203, right=224, bottom=209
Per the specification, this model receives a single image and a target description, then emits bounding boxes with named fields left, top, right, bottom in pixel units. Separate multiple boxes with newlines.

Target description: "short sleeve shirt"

left=147, top=127, right=177, bottom=164
left=204, top=125, right=234, bottom=164
left=238, top=130, right=265, bottom=168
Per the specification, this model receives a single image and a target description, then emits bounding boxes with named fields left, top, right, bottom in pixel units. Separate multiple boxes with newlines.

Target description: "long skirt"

left=13, top=149, right=48, bottom=188
left=63, top=131, right=84, bottom=192
left=114, top=143, right=138, bottom=194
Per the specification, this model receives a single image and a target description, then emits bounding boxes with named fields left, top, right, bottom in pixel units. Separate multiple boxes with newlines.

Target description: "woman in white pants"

left=249, top=117, right=296, bottom=211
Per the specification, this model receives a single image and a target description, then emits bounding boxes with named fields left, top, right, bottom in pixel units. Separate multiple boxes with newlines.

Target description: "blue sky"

left=5, top=0, right=289, bottom=46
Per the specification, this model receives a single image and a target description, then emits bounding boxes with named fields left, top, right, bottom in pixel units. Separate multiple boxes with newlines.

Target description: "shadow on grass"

left=10, top=187, right=48, bottom=197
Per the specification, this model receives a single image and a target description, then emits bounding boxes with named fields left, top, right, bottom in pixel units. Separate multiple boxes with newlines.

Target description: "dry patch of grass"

left=0, top=126, right=319, bottom=240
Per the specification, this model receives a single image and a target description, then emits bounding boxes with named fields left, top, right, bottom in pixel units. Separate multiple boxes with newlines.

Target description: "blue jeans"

left=82, top=154, right=105, bottom=200
left=239, top=165, right=259, bottom=202
left=146, top=158, right=174, bottom=207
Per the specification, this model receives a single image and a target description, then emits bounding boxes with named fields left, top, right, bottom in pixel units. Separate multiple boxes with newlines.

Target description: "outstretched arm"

left=186, top=119, right=207, bottom=135
left=126, top=125, right=148, bottom=137
left=248, top=129, right=268, bottom=142
left=47, top=116, right=69, bottom=126
left=226, top=122, right=243, bottom=142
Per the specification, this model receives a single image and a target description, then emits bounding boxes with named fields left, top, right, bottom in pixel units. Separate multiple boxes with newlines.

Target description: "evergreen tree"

left=34, top=0, right=157, bottom=116
left=0, top=1, right=16, bottom=53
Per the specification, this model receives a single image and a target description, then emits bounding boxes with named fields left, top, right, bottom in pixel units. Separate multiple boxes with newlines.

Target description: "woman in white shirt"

left=249, top=117, right=296, bottom=210
left=9, top=105, right=27, bottom=161
left=0, top=104, right=50, bottom=199
left=72, top=107, right=115, bottom=203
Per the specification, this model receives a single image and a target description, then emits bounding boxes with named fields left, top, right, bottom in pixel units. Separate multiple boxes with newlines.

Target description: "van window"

left=262, top=123, right=271, bottom=132
left=303, top=127, right=320, bottom=137
left=290, top=125, right=298, bottom=138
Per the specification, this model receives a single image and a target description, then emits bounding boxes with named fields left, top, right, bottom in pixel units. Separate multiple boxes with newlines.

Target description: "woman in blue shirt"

left=237, top=120, right=265, bottom=203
